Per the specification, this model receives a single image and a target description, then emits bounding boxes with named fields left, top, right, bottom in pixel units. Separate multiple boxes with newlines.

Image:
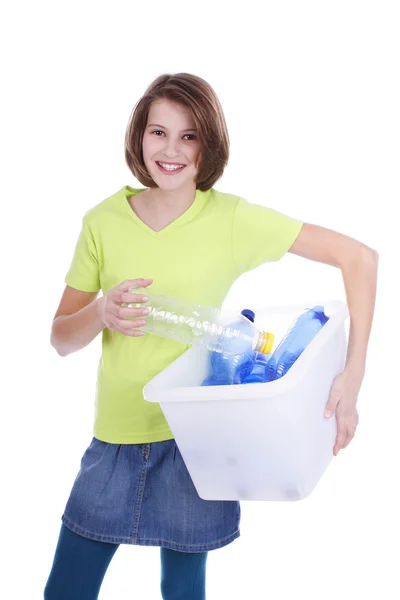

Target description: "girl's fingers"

left=110, top=323, right=146, bottom=336
left=342, top=428, right=356, bottom=449
left=118, top=306, right=149, bottom=319
left=118, top=278, right=153, bottom=292
left=114, top=327, right=145, bottom=337
left=118, top=318, right=147, bottom=330
left=120, top=292, right=150, bottom=305
left=333, top=427, right=347, bottom=456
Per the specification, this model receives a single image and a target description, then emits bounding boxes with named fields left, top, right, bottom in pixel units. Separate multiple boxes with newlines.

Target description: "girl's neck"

left=144, top=184, right=197, bottom=213
left=128, top=183, right=198, bottom=232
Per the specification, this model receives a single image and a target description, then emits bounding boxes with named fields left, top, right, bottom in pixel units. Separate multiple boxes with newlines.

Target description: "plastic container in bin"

left=143, top=300, right=349, bottom=502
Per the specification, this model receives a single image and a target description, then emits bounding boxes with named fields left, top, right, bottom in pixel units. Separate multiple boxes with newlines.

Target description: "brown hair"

left=124, top=73, right=230, bottom=191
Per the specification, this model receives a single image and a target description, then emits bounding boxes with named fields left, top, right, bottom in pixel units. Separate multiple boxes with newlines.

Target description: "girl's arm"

left=51, top=279, right=153, bottom=357
left=288, top=222, right=379, bottom=455
left=51, top=286, right=103, bottom=357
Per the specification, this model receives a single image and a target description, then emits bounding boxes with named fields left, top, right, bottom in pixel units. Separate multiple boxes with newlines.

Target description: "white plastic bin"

left=143, top=300, right=349, bottom=502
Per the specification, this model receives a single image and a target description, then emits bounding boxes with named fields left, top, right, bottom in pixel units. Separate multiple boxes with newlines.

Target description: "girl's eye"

left=151, top=131, right=196, bottom=141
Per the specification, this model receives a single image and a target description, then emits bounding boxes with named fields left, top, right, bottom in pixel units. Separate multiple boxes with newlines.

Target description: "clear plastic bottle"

left=201, top=310, right=260, bottom=386
left=264, top=306, right=329, bottom=382
left=125, top=288, right=274, bottom=356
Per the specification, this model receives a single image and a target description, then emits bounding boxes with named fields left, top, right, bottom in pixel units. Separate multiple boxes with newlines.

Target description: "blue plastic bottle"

left=242, top=352, right=271, bottom=384
left=201, top=310, right=260, bottom=386
left=264, top=306, right=329, bottom=382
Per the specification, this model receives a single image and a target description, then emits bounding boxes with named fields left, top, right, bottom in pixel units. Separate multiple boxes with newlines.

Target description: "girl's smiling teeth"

left=156, top=161, right=186, bottom=173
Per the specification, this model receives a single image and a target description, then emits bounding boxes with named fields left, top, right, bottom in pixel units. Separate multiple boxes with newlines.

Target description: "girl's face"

left=142, top=98, right=200, bottom=191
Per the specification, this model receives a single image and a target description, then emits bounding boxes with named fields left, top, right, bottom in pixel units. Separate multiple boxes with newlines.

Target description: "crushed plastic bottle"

left=242, top=352, right=271, bottom=384
left=264, top=306, right=329, bottom=382
left=125, top=288, right=274, bottom=356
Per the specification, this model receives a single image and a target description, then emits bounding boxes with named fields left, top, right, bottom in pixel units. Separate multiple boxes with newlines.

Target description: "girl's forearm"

left=340, top=246, right=379, bottom=377
left=51, top=298, right=105, bottom=357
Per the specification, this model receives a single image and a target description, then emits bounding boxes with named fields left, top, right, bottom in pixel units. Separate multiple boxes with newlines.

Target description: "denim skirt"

left=62, top=437, right=241, bottom=552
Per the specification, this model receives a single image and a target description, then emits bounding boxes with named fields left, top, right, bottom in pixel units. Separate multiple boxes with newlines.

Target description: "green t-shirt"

left=65, top=185, right=303, bottom=443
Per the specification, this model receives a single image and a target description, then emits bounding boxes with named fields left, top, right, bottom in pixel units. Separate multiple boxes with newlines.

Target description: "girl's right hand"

left=96, top=278, right=153, bottom=337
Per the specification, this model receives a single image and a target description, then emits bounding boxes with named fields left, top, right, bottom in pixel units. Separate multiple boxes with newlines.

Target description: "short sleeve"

left=232, top=197, right=303, bottom=275
left=64, top=218, right=101, bottom=292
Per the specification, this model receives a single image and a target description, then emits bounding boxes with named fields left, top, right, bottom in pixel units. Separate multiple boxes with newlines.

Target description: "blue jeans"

left=44, top=524, right=208, bottom=599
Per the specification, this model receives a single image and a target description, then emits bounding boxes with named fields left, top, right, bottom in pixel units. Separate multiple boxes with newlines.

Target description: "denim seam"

left=131, top=443, right=150, bottom=539
left=61, top=514, right=240, bottom=550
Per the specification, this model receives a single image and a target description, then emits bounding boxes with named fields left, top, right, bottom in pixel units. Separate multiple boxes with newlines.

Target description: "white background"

left=1, top=1, right=399, bottom=598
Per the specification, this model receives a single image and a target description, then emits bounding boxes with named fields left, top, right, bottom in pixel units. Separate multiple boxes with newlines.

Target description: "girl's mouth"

left=156, top=161, right=186, bottom=175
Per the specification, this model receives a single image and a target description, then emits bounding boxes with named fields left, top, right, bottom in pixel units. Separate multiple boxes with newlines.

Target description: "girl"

left=44, top=73, right=378, bottom=599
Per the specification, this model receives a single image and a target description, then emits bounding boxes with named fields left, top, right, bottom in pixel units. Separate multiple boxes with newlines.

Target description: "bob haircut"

left=124, top=73, right=230, bottom=192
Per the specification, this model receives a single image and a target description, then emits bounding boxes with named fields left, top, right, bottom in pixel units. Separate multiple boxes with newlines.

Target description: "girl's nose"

left=163, top=137, right=181, bottom=157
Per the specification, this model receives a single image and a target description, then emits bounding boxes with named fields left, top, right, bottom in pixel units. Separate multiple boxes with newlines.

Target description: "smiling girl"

left=44, top=73, right=378, bottom=599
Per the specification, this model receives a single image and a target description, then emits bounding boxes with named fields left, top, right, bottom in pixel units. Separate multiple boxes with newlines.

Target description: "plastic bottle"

left=264, top=306, right=329, bottom=382
left=201, top=310, right=260, bottom=386
left=242, top=352, right=271, bottom=384
left=125, top=289, right=274, bottom=356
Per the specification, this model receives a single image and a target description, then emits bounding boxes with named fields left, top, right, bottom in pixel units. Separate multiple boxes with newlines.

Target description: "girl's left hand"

left=324, top=368, right=363, bottom=456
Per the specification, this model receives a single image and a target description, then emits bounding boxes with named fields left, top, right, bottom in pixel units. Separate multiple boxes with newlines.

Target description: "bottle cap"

left=259, top=332, right=274, bottom=354
left=241, top=309, right=255, bottom=322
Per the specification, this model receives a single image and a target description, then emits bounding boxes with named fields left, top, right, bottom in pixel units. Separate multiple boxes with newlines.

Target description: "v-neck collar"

left=122, top=185, right=208, bottom=238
